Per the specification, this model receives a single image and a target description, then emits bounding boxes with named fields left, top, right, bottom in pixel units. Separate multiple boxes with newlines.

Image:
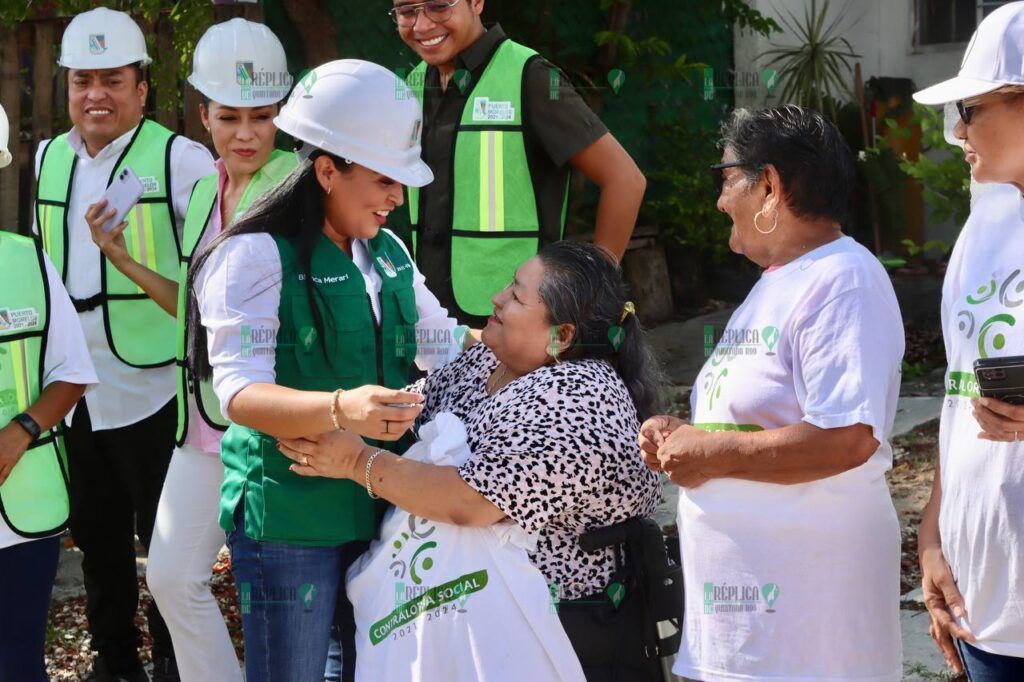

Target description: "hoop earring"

left=753, top=207, right=778, bottom=235
left=325, top=184, right=332, bottom=196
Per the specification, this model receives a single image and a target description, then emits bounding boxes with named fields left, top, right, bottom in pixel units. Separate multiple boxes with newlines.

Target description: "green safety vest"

left=175, top=149, right=298, bottom=446
left=406, top=38, right=569, bottom=319
left=36, top=119, right=180, bottom=368
left=219, top=229, right=418, bottom=547
left=0, top=232, right=71, bottom=538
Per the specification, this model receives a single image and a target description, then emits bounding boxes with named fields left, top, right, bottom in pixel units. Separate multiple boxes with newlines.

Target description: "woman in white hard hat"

left=86, top=18, right=295, bottom=682
left=913, top=2, right=1024, bottom=679
left=184, top=59, right=470, bottom=681
left=0, top=103, right=98, bottom=682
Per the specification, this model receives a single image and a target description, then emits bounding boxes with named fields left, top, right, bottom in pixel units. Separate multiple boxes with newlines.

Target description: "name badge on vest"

left=0, top=307, right=39, bottom=332
left=472, top=97, right=516, bottom=122
left=140, top=176, right=160, bottom=194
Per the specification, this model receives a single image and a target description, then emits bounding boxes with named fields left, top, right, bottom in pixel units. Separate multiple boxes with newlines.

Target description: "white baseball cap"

left=274, top=60, right=433, bottom=188
left=914, top=1, right=1024, bottom=105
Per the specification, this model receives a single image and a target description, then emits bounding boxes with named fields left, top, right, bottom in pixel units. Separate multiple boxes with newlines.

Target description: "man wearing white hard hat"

left=85, top=18, right=293, bottom=682
left=33, top=7, right=214, bottom=681
left=0, top=104, right=98, bottom=682
left=913, top=2, right=1024, bottom=678
left=185, top=58, right=470, bottom=681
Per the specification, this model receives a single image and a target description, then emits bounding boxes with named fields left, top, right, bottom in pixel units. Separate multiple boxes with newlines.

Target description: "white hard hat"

left=58, top=7, right=151, bottom=70
left=274, top=60, right=433, bottom=188
left=0, top=104, right=11, bottom=169
left=188, top=19, right=292, bottom=108
left=915, top=1, right=1024, bottom=104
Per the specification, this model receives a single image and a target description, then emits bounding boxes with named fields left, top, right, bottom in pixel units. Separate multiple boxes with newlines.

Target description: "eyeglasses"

left=956, top=89, right=1024, bottom=125
left=389, top=0, right=462, bottom=27
left=710, top=161, right=760, bottom=195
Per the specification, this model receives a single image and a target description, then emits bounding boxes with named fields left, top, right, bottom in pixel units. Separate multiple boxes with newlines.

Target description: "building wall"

left=734, top=0, right=964, bottom=109
left=733, top=0, right=968, bottom=243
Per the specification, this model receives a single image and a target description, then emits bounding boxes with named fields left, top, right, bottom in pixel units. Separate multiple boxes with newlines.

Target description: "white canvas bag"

left=346, top=412, right=586, bottom=681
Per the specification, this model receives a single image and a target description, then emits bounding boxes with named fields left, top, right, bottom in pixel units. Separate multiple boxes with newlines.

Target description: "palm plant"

left=760, top=0, right=861, bottom=119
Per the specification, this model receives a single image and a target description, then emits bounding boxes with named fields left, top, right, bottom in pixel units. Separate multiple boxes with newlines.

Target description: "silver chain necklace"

left=486, top=363, right=509, bottom=395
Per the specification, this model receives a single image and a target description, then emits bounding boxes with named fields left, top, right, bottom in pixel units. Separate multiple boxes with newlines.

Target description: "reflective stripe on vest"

left=175, top=150, right=298, bottom=445
left=0, top=233, right=71, bottom=538
left=405, top=39, right=568, bottom=318
left=218, top=230, right=417, bottom=547
left=37, top=119, right=180, bottom=368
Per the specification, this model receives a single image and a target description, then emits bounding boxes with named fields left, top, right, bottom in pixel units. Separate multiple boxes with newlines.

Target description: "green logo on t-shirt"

left=704, top=368, right=729, bottom=410
left=955, top=269, right=1023, bottom=358
left=945, top=371, right=980, bottom=398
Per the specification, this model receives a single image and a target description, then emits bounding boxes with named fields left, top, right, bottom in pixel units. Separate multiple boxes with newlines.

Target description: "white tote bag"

left=346, top=412, right=586, bottom=682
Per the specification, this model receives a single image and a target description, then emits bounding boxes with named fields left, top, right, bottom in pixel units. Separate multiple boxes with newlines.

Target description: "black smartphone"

left=973, top=355, right=1024, bottom=405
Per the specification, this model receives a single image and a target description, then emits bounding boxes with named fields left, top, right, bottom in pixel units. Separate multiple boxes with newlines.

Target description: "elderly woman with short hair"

left=641, top=105, right=904, bottom=681
left=912, top=4, right=1024, bottom=679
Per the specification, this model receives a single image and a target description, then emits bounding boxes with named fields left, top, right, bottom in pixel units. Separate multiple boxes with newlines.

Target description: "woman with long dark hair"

left=186, top=60, right=469, bottom=681
left=278, top=240, right=665, bottom=680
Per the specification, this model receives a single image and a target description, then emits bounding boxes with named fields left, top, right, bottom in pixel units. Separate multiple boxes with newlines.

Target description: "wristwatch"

left=12, top=413, right=41, bottom=440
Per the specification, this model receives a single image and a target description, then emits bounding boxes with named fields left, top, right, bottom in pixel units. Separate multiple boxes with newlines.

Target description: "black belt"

left=71, top=292, right=106, bottom=313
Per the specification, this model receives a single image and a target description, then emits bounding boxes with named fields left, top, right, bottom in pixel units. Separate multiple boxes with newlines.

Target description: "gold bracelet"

left=329, top=388, right=344, bottom=431
left=364, top=447, right=386, bottom=499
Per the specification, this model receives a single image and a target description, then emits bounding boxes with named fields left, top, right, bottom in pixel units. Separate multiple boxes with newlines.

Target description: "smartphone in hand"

left=974, top=355, right=1024, bottom=405
left=99, top=166, right=145, bottom=233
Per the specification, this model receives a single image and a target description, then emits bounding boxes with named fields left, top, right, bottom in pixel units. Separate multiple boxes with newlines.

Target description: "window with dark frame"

left=915, top=0, right=1014, bottom=46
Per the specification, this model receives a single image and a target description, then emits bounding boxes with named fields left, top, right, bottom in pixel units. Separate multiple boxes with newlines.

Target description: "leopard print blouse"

left=414, top=343, right=661, bottom=600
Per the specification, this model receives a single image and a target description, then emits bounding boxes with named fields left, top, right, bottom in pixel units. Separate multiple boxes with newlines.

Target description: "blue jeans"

left=0, top=536, right=61, bottom=682
left=226, top=508, right=345, bottom=682
left=958, top=641, right=1024, bottom=681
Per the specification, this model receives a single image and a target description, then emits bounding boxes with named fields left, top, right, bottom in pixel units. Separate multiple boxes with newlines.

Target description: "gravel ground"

left=44, top=549, right=243, bottom=679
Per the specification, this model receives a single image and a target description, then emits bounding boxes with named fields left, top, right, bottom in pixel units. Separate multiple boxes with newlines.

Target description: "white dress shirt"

left=0, top=251, right=98, bottom=550
left=33, top=123, right=215, bottom=430
left=195, top=230, right=464, bottom=414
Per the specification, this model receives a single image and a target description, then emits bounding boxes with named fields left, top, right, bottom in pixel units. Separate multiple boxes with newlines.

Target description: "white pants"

left=147, top=445, right=242, bottom=682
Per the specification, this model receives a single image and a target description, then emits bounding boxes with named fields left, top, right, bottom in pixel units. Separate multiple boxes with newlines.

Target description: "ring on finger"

left=302, top=456, right=309, bottom=466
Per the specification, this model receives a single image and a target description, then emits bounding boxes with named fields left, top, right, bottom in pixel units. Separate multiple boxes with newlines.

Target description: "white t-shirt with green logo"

left=675, top=236, right=903, bottom=682
left=939, top=183, right=1024, bottom=658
